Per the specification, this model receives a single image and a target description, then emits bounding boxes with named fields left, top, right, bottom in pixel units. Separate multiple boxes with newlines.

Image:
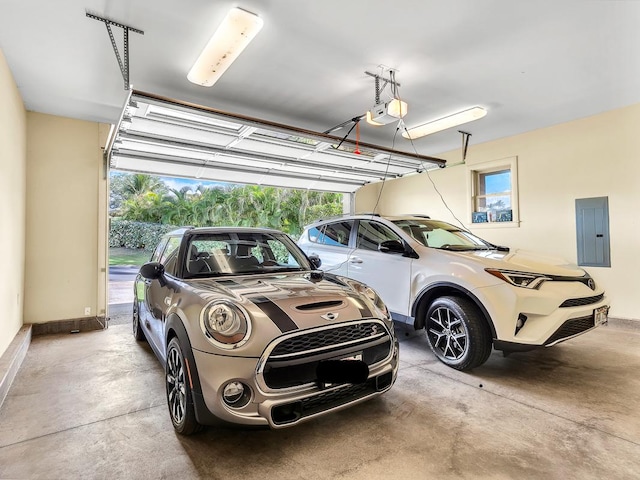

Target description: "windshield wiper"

left=438, top=244, right=475, bottom=251
left=438, top=244, right=493, bottom=251
left=486, top=243, right=510, bottom=252
left=268, top=267, right=306, bottom=273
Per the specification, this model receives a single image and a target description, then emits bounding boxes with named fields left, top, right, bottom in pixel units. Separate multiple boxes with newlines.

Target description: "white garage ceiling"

left=1, top=1, right=639, bottom=166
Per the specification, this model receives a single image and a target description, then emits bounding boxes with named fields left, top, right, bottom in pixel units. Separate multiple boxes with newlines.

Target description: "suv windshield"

left=184, top=231, right=309, bottom=278
left=392, top=219, right=492, bottom=251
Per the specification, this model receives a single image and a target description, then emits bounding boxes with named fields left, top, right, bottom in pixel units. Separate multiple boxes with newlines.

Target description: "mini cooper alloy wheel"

left=166, top=342, right=187, bottom=426
left=165, top=338, right=202, bottom=435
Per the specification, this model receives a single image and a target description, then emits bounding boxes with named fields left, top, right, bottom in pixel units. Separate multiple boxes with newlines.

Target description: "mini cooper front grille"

left=261, top=321, right=393, bottom=390
left=559, top=293, right=604, bottom=308
left=270, top=322, right=385, bottom=357
left=545, top=315, right=594, bottom=345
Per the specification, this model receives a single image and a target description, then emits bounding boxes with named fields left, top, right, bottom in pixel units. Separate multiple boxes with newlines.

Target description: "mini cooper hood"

left=465, top=248, right=586, bottom=277
left=189, top=273, right=376, bottom=328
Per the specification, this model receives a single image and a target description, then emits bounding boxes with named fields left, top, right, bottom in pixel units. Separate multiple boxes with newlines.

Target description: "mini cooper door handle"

left=349, top=256, right=363, bottom=264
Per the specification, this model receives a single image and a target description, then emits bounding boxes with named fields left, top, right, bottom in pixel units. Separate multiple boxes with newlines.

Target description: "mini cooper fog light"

left=223, top=381, right=251, bottom=408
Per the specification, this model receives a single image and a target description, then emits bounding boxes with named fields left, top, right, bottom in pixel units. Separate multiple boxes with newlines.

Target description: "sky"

left=485, top=171, right=511, bottom=194
left=159, top=176, right=231, bottom=192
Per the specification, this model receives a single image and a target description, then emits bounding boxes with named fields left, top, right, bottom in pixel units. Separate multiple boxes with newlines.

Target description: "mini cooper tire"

left=425, top=296, right=491, bottom=371
left=132, top=302, right=146, bottom=341
left=166, top=337, right=203, bottom=435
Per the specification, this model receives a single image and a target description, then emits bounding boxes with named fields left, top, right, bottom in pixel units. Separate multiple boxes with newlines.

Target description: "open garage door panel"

left=107, top=90, right=446, bottom=193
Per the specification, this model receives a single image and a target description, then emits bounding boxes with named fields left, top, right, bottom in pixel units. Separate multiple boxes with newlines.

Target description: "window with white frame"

left=468, top=157, right=519, bottom=225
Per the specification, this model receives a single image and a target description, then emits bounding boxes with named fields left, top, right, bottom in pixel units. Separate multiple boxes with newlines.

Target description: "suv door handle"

left=349, top=256, right=363, bottom=264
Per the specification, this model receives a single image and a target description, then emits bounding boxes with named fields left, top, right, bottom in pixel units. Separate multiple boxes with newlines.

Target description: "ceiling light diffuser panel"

left=403, top=107, right=487, bottom=140
left=187, top=7, right=263, bottom=87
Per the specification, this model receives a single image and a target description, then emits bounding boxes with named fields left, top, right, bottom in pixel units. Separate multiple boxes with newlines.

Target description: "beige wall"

left=0, top=50, right=27, bottom=357
left=356, top=103, right=640, bottom=321
left=24, top=113, right=107, bottom=324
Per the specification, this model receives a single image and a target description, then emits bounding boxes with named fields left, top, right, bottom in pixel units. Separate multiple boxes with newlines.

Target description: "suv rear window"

left=309, top=221, right=352, bottom=247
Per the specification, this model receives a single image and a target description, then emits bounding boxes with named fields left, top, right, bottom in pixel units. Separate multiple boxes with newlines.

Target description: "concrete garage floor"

left=1, top=321, right=639, bottom=479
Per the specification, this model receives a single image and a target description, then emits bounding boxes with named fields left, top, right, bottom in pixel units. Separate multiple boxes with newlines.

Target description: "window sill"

left=467, top=221, right=520, bottom=229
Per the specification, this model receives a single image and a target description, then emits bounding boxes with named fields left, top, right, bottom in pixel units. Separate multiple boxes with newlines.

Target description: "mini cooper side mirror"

left=378, top=240, right=405, bottom=254
left=308, top=254, right=322, bottom=269
left=140, top=262, right=165, bottom=280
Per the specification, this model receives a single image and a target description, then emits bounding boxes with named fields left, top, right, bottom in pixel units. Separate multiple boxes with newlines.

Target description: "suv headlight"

left=485, top=268, right=551, bottom=289
left=201, top=300, right=251, bottom=348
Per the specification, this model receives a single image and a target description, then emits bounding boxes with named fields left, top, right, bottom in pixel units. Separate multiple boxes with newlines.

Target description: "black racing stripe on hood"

left=358, top=303, right=372, bottom=318
left=252, top=296, right=298, bottom=333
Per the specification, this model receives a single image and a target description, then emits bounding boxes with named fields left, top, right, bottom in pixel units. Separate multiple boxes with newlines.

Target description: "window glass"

left=184, top=232, right=309, bottom=277
left=160, top=236, right=182, bottom=275
left=356, top=221, right=401, bottom=251
left=151, top=238, right=168, bottom=263
left=266, top=239, right=295, bottom=264
left=393, top=219, right=490, bottom=251
left=473, top=168, right=513, bottom=223
left=320, top=221, right=352, bottom=247
left=307, top=226, right=324, bottom=243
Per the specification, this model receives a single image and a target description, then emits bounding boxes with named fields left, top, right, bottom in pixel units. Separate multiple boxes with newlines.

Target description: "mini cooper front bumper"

left=191, top=319, right=399, bottom=428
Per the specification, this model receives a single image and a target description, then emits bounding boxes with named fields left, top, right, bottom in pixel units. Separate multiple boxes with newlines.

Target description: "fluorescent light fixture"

left=402, top=106, right=487, bottom=139
left=366, top=98, right=408, bottom=126
left=187, top=7, right=264, bottom=87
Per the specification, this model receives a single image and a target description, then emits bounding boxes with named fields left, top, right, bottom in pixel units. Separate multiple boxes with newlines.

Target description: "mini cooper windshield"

left=184, top=231, right=309, bottom=278
left=392, top=218, right=493, bottom=251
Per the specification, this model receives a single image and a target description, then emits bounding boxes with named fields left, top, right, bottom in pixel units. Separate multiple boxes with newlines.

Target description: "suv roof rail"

left=312, top=212, right=380, bottom=223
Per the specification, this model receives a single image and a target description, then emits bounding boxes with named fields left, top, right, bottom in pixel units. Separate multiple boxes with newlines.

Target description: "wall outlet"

left=84, top=307, right=91, bottom=316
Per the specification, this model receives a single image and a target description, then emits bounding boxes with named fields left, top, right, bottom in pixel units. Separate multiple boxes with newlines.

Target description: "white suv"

left=298, top=214, right=609, bottom=370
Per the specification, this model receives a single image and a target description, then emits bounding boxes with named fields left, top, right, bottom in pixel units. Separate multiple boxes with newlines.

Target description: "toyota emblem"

left=587, top=278, right=596, bottom=290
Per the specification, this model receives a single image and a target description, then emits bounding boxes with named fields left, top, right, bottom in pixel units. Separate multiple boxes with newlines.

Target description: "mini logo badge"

left=587, top=278, right=596, bottom=290
left=321, top=312, right=339, bottom=321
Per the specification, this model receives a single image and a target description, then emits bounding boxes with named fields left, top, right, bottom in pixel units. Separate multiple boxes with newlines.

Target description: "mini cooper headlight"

left=201, top=300, right=251, bottom=347
left=485, top=268, right=551, bottom=290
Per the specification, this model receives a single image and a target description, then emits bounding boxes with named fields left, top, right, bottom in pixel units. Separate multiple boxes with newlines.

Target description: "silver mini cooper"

left=133, top=227, right=398, bottom=435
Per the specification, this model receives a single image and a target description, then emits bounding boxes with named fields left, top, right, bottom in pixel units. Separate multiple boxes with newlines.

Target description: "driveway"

left=109, top=266, right=138, bottom=325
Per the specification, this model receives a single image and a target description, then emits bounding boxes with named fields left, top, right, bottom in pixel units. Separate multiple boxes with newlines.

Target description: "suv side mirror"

left=140, top=262, right=165, bottom=280
left=308, top=254, right=322, bottom=269
left=378, top=240, right=405, bottom=254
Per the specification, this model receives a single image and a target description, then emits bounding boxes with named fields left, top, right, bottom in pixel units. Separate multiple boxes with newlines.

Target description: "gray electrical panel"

left=575, top=197, right=610, bottom=267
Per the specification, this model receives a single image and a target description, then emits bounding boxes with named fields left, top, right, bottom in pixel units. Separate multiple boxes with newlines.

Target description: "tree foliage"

left=110, top=172, right=343, bottom=237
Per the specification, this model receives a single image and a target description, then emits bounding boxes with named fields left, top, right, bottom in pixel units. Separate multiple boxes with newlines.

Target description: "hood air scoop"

left=295, top=300, right=344, bottom=311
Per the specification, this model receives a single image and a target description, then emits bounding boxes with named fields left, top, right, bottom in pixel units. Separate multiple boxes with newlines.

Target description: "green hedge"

left=109, top=220, right=178, bottom=251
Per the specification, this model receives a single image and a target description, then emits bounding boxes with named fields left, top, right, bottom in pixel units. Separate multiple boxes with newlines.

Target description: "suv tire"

left=425, top=296, right=491, bottom=371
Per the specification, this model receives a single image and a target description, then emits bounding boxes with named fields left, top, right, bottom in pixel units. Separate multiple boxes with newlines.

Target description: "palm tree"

left=121, top=173, right=166, bottom=197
